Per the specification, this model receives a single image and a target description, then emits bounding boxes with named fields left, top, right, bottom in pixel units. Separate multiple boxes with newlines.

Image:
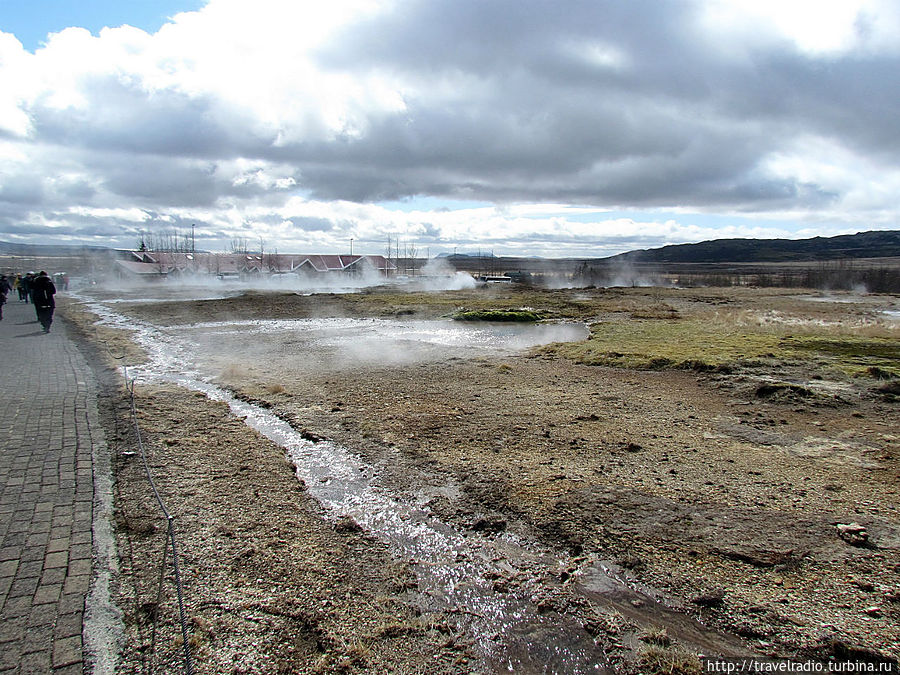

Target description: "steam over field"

left=63, top=283, right=899, bottom=674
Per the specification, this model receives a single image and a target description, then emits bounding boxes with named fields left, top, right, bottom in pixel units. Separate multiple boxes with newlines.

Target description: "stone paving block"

left=8, top=576, right=40, bottom=598
left=55, top=611, right=83, bottom=639
left=69, top=530, right=91, bottom=546
left=2, top=594, right=32, bottom=617
left=51, top=664, right=84, bottom=675
left=41, top=567, right=67, bottom=585
left=33, top=583, right=63, bottom=605
left=49, top=527, right=72, bottom=543
left=0, top=560, right=17, bottom=578
left=18, top=548, right=45, bottom=565
left=0, top=617, right=24, bottom=642
left=0, top=574, right=13, bottom=598
left=21, top=624, right=53, bottom=654
left=26, top=532, right=49, bottom=547
left=57, top=592, right=84, bottom=614
left=69, top=543, right=91, bottom=561
left=26, top=603, right=56, bottom=627
left=44, top=550, right=68, bottom=569
left=51, top=515, right=74, bottom=529
left=63, top=574, right=89, bottom=595
left=0, top=641, right=22, bottom=670
left=52, top=634, right=82, bottom=668
left=2, top=531, right=26, bottom=546
left=29, top=521, right=52, bottom=536
left=46, top=537, right=69, bottom=553
left=18, top=649, right=52, bottom=674
left=67, top=558, right=90, bottom=578
left=31, top=508, right=53, bottom=522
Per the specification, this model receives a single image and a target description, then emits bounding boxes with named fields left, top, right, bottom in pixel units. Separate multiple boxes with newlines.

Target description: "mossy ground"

left=519, top=288, right=900, bottom=379
left=545, top=319, right=782, bottom=371
left=546, top=320, right=899, bottom=378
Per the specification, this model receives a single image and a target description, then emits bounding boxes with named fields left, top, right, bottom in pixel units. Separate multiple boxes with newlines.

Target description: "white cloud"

left=762, top=135, right=900, bottom=222
left=0, top=32, right=36, bottom=136
left=0, top=0, right=897, bottom=255
left=700, top=0, right=900, bottom=55
left=67, top=206, right=151, bottom=221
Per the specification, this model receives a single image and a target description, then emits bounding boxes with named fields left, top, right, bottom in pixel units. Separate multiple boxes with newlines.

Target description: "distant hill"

left=607, top=230, right=900, bottom=264
left=0, top=241, right=112, bottom=256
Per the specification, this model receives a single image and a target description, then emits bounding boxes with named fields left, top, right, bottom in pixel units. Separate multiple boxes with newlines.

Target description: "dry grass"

left=640, top=626, right=673, bottom=647
left=637, top=645, right=702, bottom=675
left=219, top=363, right=249, bottom=382
left=58, top=298, right=148, bottom=366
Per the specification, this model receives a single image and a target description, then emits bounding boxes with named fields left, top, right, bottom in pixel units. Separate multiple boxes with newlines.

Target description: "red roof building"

left=115, top=251, right=396, bottom=279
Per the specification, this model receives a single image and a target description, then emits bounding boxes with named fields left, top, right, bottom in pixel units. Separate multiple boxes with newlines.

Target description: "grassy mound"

left=453, top=309, right=542, bottom=322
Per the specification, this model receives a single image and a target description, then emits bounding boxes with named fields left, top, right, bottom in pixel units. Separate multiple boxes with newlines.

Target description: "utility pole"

left=350, top=238, right=354, bottom=256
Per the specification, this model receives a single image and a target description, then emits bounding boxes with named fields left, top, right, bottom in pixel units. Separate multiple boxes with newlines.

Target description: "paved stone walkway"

left=0, top=299, right=107, bottom=673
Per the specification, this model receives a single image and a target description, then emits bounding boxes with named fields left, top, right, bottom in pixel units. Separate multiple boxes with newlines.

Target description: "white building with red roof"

left=115, top=251, right=396, bottom=279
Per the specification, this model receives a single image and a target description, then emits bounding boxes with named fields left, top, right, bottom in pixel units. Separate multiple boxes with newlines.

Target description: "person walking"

left=18, top=273, right=32, bottom=302
left=0, top=274, right=10, bottom=320
left=30, top=271, right=56, bottom=333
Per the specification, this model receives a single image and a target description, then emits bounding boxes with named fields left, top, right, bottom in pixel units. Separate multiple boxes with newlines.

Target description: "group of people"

left=0, top=271, right=58, bottom=333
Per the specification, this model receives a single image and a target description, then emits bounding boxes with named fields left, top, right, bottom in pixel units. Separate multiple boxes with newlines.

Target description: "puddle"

left=181, top=317, right=589, bottom=372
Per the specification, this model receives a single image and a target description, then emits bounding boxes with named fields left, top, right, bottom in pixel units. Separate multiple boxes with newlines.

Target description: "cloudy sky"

left=1, top=0, right=898, bottom=257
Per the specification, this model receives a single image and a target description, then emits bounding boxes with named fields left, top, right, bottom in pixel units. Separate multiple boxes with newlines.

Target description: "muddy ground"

left=63, top=284, right=900, bottom=673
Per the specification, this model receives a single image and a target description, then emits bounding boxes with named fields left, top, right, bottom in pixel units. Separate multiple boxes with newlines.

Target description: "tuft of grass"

left=640, top=627, right=673, bottom=647
left=220, top=364, right=249, bottom=381
left=453, top=309, right=543, bottom=322
left=637, top=645, right=702, bottom=675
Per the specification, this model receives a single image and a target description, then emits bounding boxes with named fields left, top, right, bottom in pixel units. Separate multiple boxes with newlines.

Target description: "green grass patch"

left=547, top=319, right=900, bottom=377
left=780, top=336, right=900, bottom=378
left=548, top=320, right=782, bottom=370
left=453, top=309, right=543, bottom=322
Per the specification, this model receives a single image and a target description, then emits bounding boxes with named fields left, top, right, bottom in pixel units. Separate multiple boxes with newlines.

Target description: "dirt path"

left=63, top=285, right=900, bottom=673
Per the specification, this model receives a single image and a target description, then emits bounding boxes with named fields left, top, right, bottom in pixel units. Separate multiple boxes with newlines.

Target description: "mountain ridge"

left=605, top=230, right=900, bottom=264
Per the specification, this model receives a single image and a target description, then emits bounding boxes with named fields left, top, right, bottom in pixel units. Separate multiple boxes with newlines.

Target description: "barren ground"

left=63, top=284, right=900, bottom=674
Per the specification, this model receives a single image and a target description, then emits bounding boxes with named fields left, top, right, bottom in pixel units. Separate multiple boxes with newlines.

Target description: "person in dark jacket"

left=31, top=271, right=56, bottom=333
left=0, top=274, right=10, bottom=320
left=19, top=272, right=33, bottom=302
